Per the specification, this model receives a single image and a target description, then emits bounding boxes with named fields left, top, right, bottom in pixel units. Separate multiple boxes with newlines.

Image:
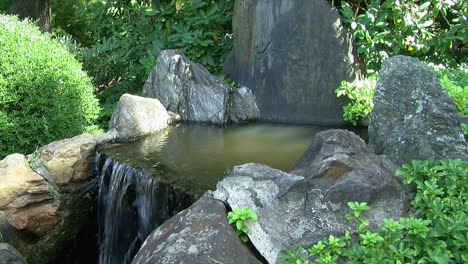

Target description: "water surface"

left=103, top=123, right=354, bottom=194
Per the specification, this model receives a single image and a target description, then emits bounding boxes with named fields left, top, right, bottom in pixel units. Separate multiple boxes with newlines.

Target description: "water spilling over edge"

left=96, top=152, right=195, bottom=264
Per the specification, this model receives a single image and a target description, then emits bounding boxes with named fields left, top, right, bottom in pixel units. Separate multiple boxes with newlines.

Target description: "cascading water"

left=95, top=152, right=195, bottom=264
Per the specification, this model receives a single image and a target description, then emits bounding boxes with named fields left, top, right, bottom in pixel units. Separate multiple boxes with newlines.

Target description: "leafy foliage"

left=432, top=64, right=468, bottom=115
left=50, top=0, right=95, bottom=46
left=0, top=0, right=10, bottom=13
left=76, top=0, right=232, bottom=87
left=54, top=0, right=233, bottom=129
left=278, top=159, right=468, bottom=263
left=227, top=207, right=257, bottom=243
left=339, top=0, right=467, bottom=72
left=335, top=76, right=376, bottom=126
left=0, top=15, right=100, bottom=158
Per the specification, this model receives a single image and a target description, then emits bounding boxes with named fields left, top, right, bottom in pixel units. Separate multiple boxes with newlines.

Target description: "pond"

left=102, top=122, right=347, bottom=195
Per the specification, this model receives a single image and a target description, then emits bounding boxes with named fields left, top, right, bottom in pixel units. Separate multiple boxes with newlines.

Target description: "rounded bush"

left=0, top=15, right=100, bottom=158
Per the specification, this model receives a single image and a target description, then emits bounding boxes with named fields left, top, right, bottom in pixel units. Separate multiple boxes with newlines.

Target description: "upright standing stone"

left=368, top=56, right=467, bottom=165
left=224, top=0, right=359, bottom=124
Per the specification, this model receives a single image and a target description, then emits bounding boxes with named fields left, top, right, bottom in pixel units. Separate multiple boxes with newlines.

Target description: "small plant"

left=345, top=201, right=370, bottom=226
left=277, top=247, right=308, bottom=264
left=227, top=207, right=257, bottom=242
left=335, top=76, right=377, bottom=126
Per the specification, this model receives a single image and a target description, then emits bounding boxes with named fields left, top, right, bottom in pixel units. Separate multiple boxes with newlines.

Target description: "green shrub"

left=0, top=15, right=101, bottom=158
left=279, top=159, right=468, bottom=264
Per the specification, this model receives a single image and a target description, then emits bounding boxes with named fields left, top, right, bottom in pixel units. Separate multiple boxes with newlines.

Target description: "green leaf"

left=420, top=1, right=431, bottom=11
left=340, top=1, right=354, bottom=20
left=242, top=225, right=249, bottom=233
left=236, top=220, right=244, bottom=231
left=240, top=234, right=249, bottom=242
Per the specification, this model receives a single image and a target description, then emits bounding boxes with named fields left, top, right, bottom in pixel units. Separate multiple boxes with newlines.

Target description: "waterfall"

left=95, top=152, right=195, bottom=264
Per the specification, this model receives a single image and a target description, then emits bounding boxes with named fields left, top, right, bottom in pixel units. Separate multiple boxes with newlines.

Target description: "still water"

left=103, top=123, right=357, bottom=195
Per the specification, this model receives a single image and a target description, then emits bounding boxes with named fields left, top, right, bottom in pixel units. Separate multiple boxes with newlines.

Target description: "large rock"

left=142, top=50, right=230, bottom=124
left=0, top=243, right=27, bottom=264
left=368, top=56, right=467, bottom=165
left=214, top=130, right=408, bottom=264
left=0, top=154, right=60, bottom=236
left=39, top=133, right=96, bottom=185
left=132, top=192, right=261, bottom=264
left=214, top=164, right=336, bottom=264
left=223, top=0, right=359, bottom=124
left=109, top=94, right=170, bottom=140
left=291, top=129, right=409, bottom=221
left=0, top=135, right=99, bottom=264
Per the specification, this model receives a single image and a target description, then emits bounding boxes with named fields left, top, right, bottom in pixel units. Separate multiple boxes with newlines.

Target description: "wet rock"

left=229, top=86, right=260, bottom=123
left=0, top=243, right=27, bottom=264
left=223, top=0, right=360, bottom=124
left=368, top=56, right=467, bottom=165
left=39, top=133, right=97, bottom=185
left=132, top=192, right=261, bottom=264
left=109, top=94, right=170, bottom=140
left=142, top=50, right=230, bottom=124
left=214, top=130, right=408, bottom=263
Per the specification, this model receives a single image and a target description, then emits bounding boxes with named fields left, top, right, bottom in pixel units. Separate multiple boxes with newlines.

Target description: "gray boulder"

left=0, top=243, right=27, bottom=264
left=142, top=50, right=230, bottom=124
left=213, top=164, right=339, bottom=264
left=223, top=0, right=360, bottom=124
left=229, top=86, right=260, bottom=123
left=132, top=192, right=261, bottom=264
left=291, top=129, right=409, bottom=222
left=108, top=94, right=169, bottom=140
left=368, top=56, right=467, bottom=165
left=214, top=130, right=409, bottom=263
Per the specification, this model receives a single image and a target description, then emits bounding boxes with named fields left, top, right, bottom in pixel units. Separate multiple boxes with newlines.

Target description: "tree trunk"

left=9, top=0, right=51, bottom=32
